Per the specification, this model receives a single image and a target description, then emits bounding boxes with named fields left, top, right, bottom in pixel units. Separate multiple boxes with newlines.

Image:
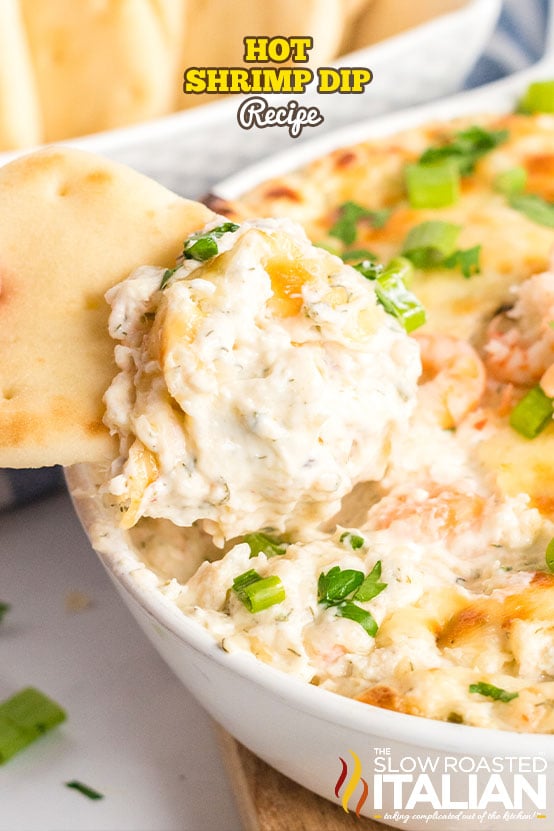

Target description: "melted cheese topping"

left=99, top=114, right=554, bottom=734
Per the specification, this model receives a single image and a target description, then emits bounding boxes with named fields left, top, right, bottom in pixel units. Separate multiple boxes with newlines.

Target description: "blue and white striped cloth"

left=0, top=0, right=549, bottom=511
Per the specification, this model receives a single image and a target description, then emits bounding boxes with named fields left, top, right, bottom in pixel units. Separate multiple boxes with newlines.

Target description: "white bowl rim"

left=66, top=464, right=554, bottom=758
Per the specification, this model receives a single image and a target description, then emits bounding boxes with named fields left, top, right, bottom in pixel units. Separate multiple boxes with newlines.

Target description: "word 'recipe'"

left=182, top=36, right=373, bottom=137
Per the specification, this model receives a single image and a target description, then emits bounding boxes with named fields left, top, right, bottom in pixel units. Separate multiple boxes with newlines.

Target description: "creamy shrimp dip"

left=99, top=112, right=554, bottom=733
left=103, top=218, right=419, bottom=544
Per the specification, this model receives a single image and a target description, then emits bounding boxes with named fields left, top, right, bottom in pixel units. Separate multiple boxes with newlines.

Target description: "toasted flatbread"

left=0, top=0, right=42, bottom=150
left=19, top=0, right=185, bottom=141
left=178, top=0, right=350, bottom=109
left=0, top=147, right=214, bottom=468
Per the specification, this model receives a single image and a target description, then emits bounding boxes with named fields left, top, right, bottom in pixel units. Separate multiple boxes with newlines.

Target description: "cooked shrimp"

left=367, top=484, right=487, bottom=544
left=484, top=268, right=554, bottom=387
left=414, top=333, right=486, bottom=429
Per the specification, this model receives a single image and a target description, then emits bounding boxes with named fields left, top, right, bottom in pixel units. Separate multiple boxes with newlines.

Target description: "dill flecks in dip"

left=103, top=218, right=420, bottom=545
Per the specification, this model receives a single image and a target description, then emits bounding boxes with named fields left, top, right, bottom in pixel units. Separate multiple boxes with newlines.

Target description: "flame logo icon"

left=335, top=750, right=369, bottom=817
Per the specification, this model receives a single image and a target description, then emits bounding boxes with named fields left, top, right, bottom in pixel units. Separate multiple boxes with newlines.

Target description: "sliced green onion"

left=374, top=261, right=426, bottom=332
left=318, top=566, right=364, bottom=606
left=353, top=259, right=384, bottom=281
left=509, top=384, right=554, bottom=438
left=339, top=532, right=365, bottom=550
left=329, top=201, right=390, bottom=245
left=493, top=166, right=527, bottom=196
left=406, top=160, right=460, bottom=209
left=232, top=569, right=285, bottom=612
left=232, top=569, right=261, bottom=593
left=353, top=561, right=387, bottom=602
left=244, top=532, right=287, bottom=558
left=545, top=538, right=554, bottom=573
left=468, top=682, right=519, bottom=703
left=354, top=256, right=424, bottom=331
left=337, top=601, right=379, bottom=637
left=66, top=780, right=104, bottom=800
left=442, top=245, right=482, bottom=279
left=0, top=602, right=10, bottom=623
left=402, top=220, right=461, bottom=269
left=0, top=687, right=66, bottom=765
left=508, top=193, right=554, bottom=228
left=380, top=256, right=414, bottom=286
left=239, top=576, right=285, bottom=613
left=519, top=80, right=554, bottom=114
left=160, top=266, right=178, bottom=289
left=184, top=222, right=240, bottom=261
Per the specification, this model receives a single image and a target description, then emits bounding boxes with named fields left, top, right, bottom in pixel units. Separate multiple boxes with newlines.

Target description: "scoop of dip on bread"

left=103, top=217, right=420, bottom=545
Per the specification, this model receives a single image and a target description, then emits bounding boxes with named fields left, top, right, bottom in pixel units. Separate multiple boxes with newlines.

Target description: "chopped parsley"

left=402, top=221, right=481, bottom=278
left=468, top=682, right=519, bottom=703
left=329, top=201, right=390, bottom=245
left=65, top=780, right=104, bottom=801
left=442, top=245, right=482, bottom=279
left=419, top=125, right=509, bottom=175
left=317, top=562, right=387, bottom=637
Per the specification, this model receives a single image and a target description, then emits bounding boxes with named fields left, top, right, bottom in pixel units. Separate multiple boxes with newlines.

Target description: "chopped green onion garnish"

left=244, top=532, right=287, bottom=558
left=353, top=259, right=384, bottom=281
left=353, top=561, right=387, bottom=602
left=509, top=384, right=554, bottom=438
left=355, top=256, right=424, bottom=331
left=420, top=126, right=508, bottom=175
left=66, top=780, right=104, bottom=800
left=508, top=193, right=554, bottom=228
left=232, top=569, right=285, bottom=612
left=468, top=682, right=519, bottom=703
left=184, top=222, right=240, bottom=261
left=160, top=266, right=178, bottom=289
left=240, top=576, right=285, bottom=613
left=0, top=602, right=10, bottom=623
left=374, top=260, right=426, bottom=332
left=493, top=166, right=527, bottom=196
left=546, top=538, right=554, bottom=573
left=442, top=245, right=482, bottom=279
left=519, top=80, right=554, bottom=114
left=342, top=248, right=378, bottom=262
left=402, top=220, right=461, bottom=269
left=406, top=160, right=460, bottom=209
left=337, top=601, right=378, bottom=637
left=329, top=201, right=390, bottom=245
left=0, top=687, right=66, bottom=764
left=339, top=532, right=365, bottom=550
left=318, top=566, right=364, bottom=606
left=232, top=569, right=261, bottom=593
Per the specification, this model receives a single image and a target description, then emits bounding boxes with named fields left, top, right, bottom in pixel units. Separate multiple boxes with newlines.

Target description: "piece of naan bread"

left=0, top=0, right=42, bottom=150
left=19, top=0, right=185, bottom=142
left=0, top=147, right=214, bottom=468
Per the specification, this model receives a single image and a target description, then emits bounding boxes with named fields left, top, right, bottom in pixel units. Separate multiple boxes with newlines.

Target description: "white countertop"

left=0, top=489, right=243, bottom=831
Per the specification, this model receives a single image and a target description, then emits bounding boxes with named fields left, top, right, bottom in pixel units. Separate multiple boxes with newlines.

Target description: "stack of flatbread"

left=0, top=0, right=468, bottom=152
left=0, top=146, right=214, bottom=468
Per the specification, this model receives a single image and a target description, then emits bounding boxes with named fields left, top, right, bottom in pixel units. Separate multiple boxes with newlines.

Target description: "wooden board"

left=218, top=730, right=389, bottom=831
